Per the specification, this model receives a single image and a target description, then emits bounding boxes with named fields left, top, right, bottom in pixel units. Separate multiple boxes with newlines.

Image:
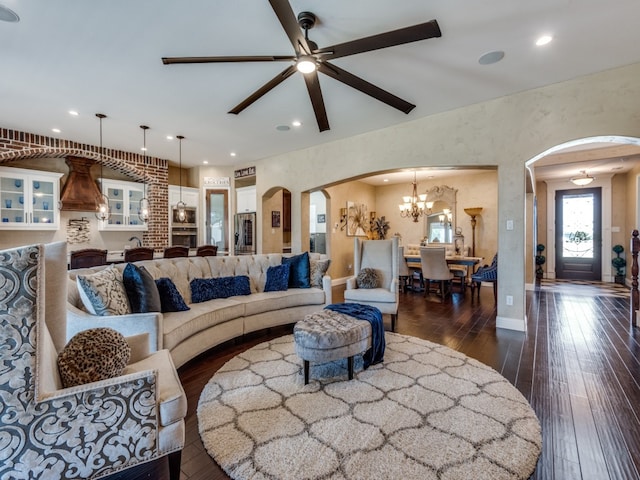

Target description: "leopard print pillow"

left=58, top=328, right=131, bottom=388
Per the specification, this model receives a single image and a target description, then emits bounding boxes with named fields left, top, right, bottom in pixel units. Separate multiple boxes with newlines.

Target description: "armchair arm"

left=346, top=276, right=357, bottom=290
left=66, top=302, right=163, bottom=352
left=322, top=274, right=333, bottom=305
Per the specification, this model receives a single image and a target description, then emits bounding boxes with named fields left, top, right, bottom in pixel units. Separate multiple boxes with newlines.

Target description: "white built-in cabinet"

left=97, top=178, right=147, bottom=231
left=236, top=185, right=256, bottom=213
left=168, top=185, right=199, bottom=210
left=0, top=167, right=62, bottom=230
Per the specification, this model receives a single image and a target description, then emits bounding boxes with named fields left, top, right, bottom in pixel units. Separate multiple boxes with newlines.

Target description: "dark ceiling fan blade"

left=315, top=19, right=441, bottom=60
left=162, top=55, right=295, bottom=65
left=318, top=62, right=415, bottom=114
left=302, top=72, right=330, bottom=132
left=268, top=0, right=311, bottom=55
left=228, top=65, right=297, bottom=115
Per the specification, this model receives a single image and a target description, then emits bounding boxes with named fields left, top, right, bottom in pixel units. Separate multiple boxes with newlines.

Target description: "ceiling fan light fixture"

left=570, top=170, right=595, bottom=186
left=296, top=56, right=317, bottom=74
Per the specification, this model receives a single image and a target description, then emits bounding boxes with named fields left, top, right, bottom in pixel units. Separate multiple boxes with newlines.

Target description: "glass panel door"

left=1, top=175, right=25, bottom=225
left=107, top=186, right=124, bottom=225
left=555, top=187, right=602, bottom=280
left=32, top=178, right=54, bottom=225
left=205, top=189, right=229, bottom=254
left=129, top=189, right=143, bottom=226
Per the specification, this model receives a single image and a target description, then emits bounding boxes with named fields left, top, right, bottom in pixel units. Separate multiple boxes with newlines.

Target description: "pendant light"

left=138, top=125, right=151, bottom=223
left=95, top=113, right=111, bottom=221
left=175, top=135, right=187, bottom=223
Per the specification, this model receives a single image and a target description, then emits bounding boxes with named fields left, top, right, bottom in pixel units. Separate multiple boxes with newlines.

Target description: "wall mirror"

left=424, top=185, right=457, bottom=244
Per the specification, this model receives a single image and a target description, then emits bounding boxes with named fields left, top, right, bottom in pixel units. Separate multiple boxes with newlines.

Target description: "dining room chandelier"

left=94, top=113, right=110, bottom=222
left=138, top=125, right=151, bottom=224
left=399, top=172, right=432, bottom=222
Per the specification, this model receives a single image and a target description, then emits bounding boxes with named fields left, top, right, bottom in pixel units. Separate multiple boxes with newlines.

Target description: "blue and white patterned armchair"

left=0, top=242, right=186, bottom=479
left=470, top=253, right=498, bottom=301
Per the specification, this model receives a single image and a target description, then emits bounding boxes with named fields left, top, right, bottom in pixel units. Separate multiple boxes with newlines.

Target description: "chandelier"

left=399, top=172, right=432, bottom=222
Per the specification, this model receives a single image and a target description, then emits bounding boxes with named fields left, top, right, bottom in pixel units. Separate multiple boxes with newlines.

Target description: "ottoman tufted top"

left=294, top=309, right=371, bottom=350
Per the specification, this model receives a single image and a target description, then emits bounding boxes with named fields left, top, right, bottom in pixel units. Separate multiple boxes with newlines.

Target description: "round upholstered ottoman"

left=294, top=309, right=372, bottom=384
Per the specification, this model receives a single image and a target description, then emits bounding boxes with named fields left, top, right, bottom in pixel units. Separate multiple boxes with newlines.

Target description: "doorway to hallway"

left=554, top=187, right=602, bottom=280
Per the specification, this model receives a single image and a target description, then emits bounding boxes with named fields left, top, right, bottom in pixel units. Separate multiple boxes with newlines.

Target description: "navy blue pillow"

left=264, top=264, right=290, bottom=292
left=155, top=278, right=190, bottom=313
left=191, top=276, right=251, bottom=303
left=123, top=263, right=161, bottom=313
left=282, top=252, right=311, bottom=288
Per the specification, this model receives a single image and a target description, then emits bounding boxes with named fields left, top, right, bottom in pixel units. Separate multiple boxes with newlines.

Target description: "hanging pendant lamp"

left=138, top=125, right=151, bottom=224
left=95, top=113, right=111, bottom=222
left=175, top=135, right=187, bottom=223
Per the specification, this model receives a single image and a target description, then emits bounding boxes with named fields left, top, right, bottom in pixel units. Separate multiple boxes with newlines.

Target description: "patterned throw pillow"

left=356, top=267, right=380, bottom=289
left=310, top=259, right=331, bottom=288
left=155, top=277, right=190, bottom=312
left=122, top=263, right=161, bottom=313
left=190, top=276, right=252, bottom=303
left=57, top=327, right=131, bottom=388
left=76, top=265, right=131, bottom=316
left=282, top=252, right=311, bottom=288
left=264, top=264, right=290, bottom=292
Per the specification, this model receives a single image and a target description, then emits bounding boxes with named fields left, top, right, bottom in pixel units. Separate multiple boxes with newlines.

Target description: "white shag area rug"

left=198, top=333, right=541, bottom=480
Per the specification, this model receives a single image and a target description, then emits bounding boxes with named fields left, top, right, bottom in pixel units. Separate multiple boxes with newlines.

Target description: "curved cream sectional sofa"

left=67, top=253, right=332, bottom=368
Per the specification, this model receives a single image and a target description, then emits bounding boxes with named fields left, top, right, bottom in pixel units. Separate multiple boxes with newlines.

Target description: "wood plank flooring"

left=106, top=282, right=640, bottom=480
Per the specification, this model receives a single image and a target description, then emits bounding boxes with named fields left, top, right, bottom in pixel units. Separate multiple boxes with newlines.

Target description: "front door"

left=555, top=187, right=602, bottom=280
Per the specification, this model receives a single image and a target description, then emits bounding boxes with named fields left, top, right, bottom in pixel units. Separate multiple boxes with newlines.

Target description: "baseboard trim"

left=496, top=315, right=526, bottom=332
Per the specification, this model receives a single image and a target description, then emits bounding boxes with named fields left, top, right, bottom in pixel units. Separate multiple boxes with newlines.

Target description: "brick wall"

left=0, top=128, right=169, bottom=250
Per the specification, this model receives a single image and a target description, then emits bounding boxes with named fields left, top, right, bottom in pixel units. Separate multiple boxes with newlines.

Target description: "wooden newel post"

left=631, top=229, right=639, bottom=327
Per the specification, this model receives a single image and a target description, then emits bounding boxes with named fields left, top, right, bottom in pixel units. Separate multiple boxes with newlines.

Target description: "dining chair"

left=398, top=245, right=411, bottom=292
left=163, top=246, right=190, bottom=258
left=196, top=244, right=218, bottom=257
left=69, top=248, right=107, bottom=269
left=124, top=246, right=155, bottom=262
left=471, top=253, right=498, bottom=302
left=420, top=246, right=453, bottom=301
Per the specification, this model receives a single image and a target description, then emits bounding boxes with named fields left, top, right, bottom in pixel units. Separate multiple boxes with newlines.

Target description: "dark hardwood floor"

left=107, top=282, right=640, bottom=480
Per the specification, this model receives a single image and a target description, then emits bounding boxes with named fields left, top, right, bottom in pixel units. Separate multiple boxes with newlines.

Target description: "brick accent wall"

left=0, top=128, right=170, bottom=250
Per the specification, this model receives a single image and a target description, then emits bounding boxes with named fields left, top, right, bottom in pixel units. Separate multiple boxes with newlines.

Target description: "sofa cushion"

left=282, top=252, right=311, bottom=288
left=356, top=267, right=380, bottom=289
left=122, top=263, right=161, bottom=313
left=242, top=288, right=326, bottom=317
left=155, top=277, right=190, bottom=312
left=58, top=327, right=131, bottom=388
left=76, top=265, right=131, bottom=316
left=191, top=276, right=251, bottom=303
left=264, top=264, right=290, bottom=292
left=310, top=258, right=331, bottom=288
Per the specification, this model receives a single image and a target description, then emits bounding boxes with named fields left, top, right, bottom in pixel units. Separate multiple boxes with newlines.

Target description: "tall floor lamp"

left=464, top=207, right=483, bottom=257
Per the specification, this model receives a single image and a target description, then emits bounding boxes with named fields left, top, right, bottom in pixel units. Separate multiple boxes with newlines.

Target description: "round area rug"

left=198, top=333, right=541, bottom=480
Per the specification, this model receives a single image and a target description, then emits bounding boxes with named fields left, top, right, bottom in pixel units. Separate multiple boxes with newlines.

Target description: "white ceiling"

left=2, top=0, right=640, bottom=175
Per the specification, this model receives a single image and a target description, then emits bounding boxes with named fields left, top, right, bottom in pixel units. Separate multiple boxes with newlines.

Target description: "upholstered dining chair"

left=398, top=245, right=411, bottom=292
left=163, top=245, right=190, bottom=258
left=69, top=247, right=107, bottom=269
left=196, top=244, right=218, bottom=257
left=344, top=236, right=399, bottom=331
left=471, top=253, right=498, bottom=302
left=420, top=246, right=454, bottom=302
left=124, top=246, right=155, bottom=262
left=0, top=242, right=186, bottom=480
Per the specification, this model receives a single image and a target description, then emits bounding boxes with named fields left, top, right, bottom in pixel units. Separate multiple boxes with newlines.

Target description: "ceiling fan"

left=162, top=0, right=441, bottom=132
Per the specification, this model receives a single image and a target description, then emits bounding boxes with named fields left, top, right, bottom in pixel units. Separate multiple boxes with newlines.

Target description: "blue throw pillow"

left=155, top=277, right=190, bottom=313
left=123, top=263, right=161, bottom=313
left=191, top=276, right=251, bottom=303
left=282, top=252, right=311, bottom=289
left=264, top=264, right=290, bottom=292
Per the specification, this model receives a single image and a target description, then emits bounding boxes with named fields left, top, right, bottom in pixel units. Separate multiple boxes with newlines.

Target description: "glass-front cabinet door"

left=0, top=167, right=62, bottom=230
left=98, top=179, right=147, bottom=231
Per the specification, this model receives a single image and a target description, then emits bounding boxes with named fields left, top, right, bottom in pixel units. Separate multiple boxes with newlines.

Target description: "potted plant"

left=612, top=244, right=626, bottom=284
left=535, top=244, right=546, bottom=280
left=371, top=216, right=390, bottom=240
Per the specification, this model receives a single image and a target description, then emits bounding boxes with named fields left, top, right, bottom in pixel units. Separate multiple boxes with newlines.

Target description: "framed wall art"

left=271, top=210, right=281, bottom=228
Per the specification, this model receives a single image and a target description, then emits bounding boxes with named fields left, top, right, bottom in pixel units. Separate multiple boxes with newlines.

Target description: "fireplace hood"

left=59, top=156, right=102, bottom=211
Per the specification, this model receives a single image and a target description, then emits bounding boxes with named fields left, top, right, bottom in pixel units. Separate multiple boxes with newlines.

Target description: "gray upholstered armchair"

left=344, top=236, right=399, bottom=331
left=0, top=242, right=186, bottom=480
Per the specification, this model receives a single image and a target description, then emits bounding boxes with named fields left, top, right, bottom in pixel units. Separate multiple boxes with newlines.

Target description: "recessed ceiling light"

left=51, top=128, right=61, bottom=134
left=166, top=135, right=174, bottom=140
left=68, top=110, right=79, bottom=116
left=478, top=50, right=505, bottom=65
left=0, top=4, right=19, bottom=22
left=203, top=160, right=209, bottom=165
left=141, top=147, right=147, bottom=152
left=536, top=35, right=553, bottom=46
left=292, top=120, right=302, bottom=127
left=383, top=179, right=389, bottom=182
left=276, top=125, right=290, bottom=131
left=230, top=152, right=237, bottom=157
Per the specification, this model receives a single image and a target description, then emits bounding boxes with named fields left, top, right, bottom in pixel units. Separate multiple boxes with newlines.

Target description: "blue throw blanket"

left=324, top=303, right=385, bottom=369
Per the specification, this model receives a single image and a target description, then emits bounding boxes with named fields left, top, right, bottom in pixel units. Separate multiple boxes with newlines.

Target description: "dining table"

left=403, top=254, right=484, bottom=291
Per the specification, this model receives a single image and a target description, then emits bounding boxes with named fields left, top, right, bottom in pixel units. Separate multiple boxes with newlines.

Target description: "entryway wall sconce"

left=339, top=207, right=348, bottom=230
